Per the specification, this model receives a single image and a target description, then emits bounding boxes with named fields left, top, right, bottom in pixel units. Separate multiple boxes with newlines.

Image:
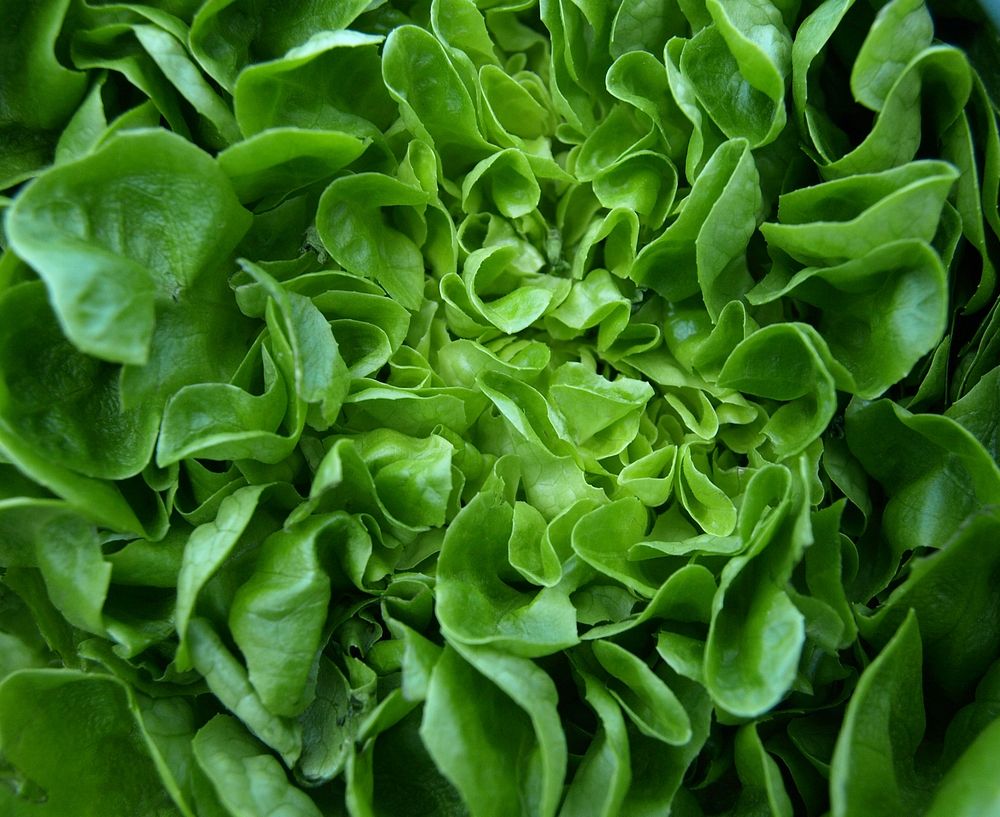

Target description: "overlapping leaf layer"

left=2, top=1, right=1000, bottom=815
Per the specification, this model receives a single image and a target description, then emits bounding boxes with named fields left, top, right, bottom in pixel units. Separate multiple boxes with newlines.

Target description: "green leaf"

left=191, top=0, right=373, bottom=91
left=193, top=715, right=321, bottom=817
left=830, top=612, right=927, bottom=817
left=591, top=640, right=692, bottom=745
left=676, top=445, right=737, bottom=535
left=219, top=129, right=368, bottom=204
left=297, top=655, right=377, bottom=785
left=925, top=716, right=1000, bottom=817
left=228, top=516, right=336, bottom=718
left=719, top=324, right=839, bottom=458
left=0, top=499, right=109, bottom=635
left=436, top=460, right=578, bottom=656
left=822, top=45, right=971, bottom=178
left=610, top=0, right=686, bottom=59
left=946, top=365, right=1000, bottom=460
left=316, top=172, right=430, bottom=310
left=681, top=0, right=791, bottom=149
left=307, top=430, right=455, bottom=533
left=850, top=0, right=932, bottom=112
left=420, top=643, right=566, bottom=817
left=857, top=508, right=1000, bottom=700
left=174, top=484, right=276, bottom=665
left=6, top=129, right=250, bottom=365
left=605, top=51, right=690, bottom=164
left=559, top=663, right=632, bottom=817
left=732, top=723, right=794, bottom=817
left=630, top=138, right=759, bottom=320
left=0, top=670, right=184, bottom=817
left=548, top=363, right=653, bottom=459
left=186, top=618, right=302, bottom=765
left=0, top=282, right=159, bottom=479
left=760, top=161, right=957, bottom=266
left=846, top=398, right=1000, bottom=556
left=244, top=260, right=349, bottom=428
left=704, top=463, right=809, bottom=717
left=572, top=497, right=662, bottom=597
left=462, top=149, right=541, bottom=219
left=233, top=29, right=395, bottom=138
left=132, top=23, right=240, bottom=147
left=382, top=25, right=493, bottom=171
left=750, top=240, right=948, bottom=399
left=0, top=0, right=87, bottom=186
left=156, top=341, right=294, bottom=467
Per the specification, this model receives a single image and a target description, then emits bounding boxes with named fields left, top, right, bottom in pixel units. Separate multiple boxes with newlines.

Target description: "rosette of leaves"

left=2, top=1, right=1000, bottom=816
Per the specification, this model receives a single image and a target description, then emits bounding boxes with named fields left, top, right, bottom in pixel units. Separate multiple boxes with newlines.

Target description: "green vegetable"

left=2, top=0, right=1000, bottom=814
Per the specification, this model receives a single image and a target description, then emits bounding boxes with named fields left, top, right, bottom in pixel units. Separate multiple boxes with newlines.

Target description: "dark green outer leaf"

left=6, top=129, right=251, bottom=365
left=856, top=507, right=1000, bottom=700
left=0, top=669, right=187, bottom=817
left=830, top=612, right=927, bottom=817
left=0, top=0, right=87, bottom=186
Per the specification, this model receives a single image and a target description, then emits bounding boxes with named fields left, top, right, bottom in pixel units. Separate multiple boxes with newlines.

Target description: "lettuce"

left=2, top=0, right=1000, bottom=815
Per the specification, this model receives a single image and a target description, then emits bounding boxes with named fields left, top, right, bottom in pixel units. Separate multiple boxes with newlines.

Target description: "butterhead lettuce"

left=2, top=0, right=1000, bottom=815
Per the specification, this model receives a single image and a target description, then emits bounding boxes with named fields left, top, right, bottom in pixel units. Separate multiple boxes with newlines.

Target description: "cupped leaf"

left=850, top=0, right=932, bottom=112
left=0, top=282, right=159, bottom=480
left=233, top=29, right=395, bottom=138
left=480, top=63, right=555, bottom=141
left=306, top=430, right=455, bottom=533
left=130, top=21, right=240, bottom=147
left=593, top=150, right=678, bottom=229
left=559, top=662, right=632, bottom=817
left=420, top=643, right=566, bottom=817
left=173, top=483, right=285, bottom=665
left=925, top=716, right=1000, bottom=817
left=436, top=460, right=578, bottom=656
left=751, top=240, right=949, bottom=399
left=462, top=149, right=541, bottom=219
left=549, top=363, right=654, bottom=460
left=545, top=269, right=633, bottom=350
left=605, top=50, right=690, bottom=164
left=297, top=655, right=377, bottom=785
left=719, top=324, right=839, bottom=458
left=630, top=138, right=759, bottom=320
left=857, top=508, right=1000, bottom=700
left=572, top=497, right=663, bottom=597
left=7, top=129, right=251, bottom=365
left=821, top=45, right=972, bottom=178
left=461, top=243, right=570, bottom=334
left=382, top=25, right=493, bottom=171
left=732, top=723, right=794, bottom=817
left=316, top=172, right=430, bottom=310
left=846, top=398, right=1000, bottom=556
left=676, top=445, right=737, bottom=536
left=704, top=463, right=809, bottom=717
left=244, top=261, right=349, bottom=429
left=156, top=341, right=294, bottom=467
left=760, top=161, right=958, bottom=266
left=228, top=516, right=340, bottom=718
left=186, top=618, right=302, bottom=765
left=681, top=0, right=791, bottom=149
